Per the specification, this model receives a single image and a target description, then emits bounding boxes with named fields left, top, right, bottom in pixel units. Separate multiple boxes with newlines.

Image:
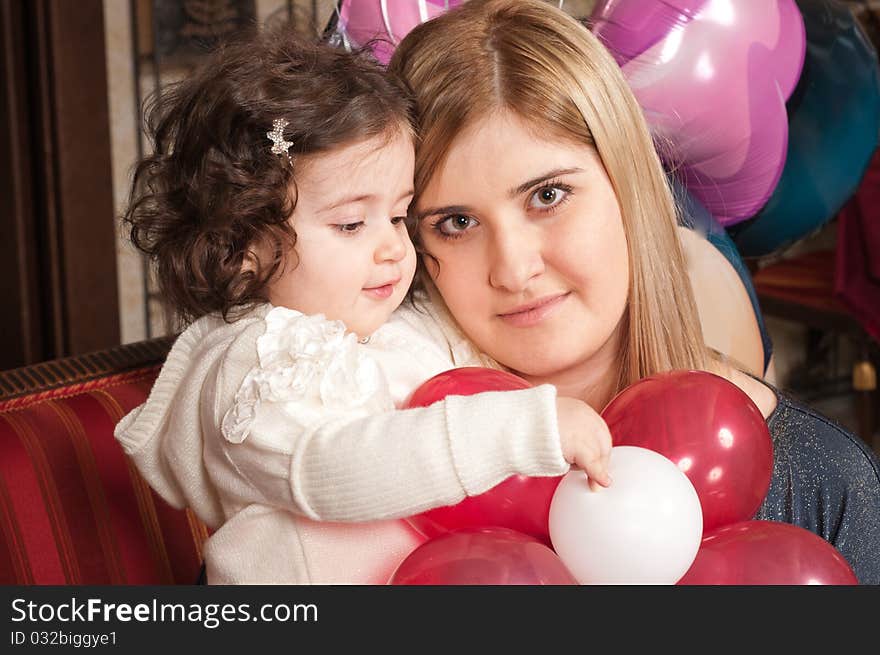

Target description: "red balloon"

left=601, top=370, right=773, bottom=534
left=404, top=368, right=563, bottom=545
left=410, top=474, right=562, bottom=546
left=388, top=528, right=578, bottom=585
left=678, top=520, right=858, bottom=585
left=406, top=366, right=532, bottom=406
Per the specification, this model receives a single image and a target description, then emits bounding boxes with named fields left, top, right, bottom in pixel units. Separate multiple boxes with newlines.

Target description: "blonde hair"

left=390, top=0, right=711, bottom=392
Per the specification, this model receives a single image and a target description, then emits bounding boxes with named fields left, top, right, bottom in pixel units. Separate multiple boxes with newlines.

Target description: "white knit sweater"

left=114, top=292, right=569, bottom=584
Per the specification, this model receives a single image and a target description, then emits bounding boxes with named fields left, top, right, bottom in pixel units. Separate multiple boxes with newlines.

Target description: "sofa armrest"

left=0, top=337, right=209, bottom=584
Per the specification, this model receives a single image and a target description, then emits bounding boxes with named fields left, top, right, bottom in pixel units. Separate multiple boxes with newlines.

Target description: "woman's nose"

left=374, top=221, right=408, bottom=263
left=487, top=225, right=545, bottom=292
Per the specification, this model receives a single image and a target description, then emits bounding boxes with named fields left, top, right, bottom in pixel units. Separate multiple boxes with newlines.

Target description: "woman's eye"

left=336, top=221, right=364, bottom=233
left=435, top=214, right=477, bottom=236
left=391, top=215, right=406, bottom=225
left=529, top=185, right=568, bottom=210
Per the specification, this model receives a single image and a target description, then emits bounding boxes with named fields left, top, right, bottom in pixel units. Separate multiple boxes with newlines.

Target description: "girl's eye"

left=391, top=216, right=406, bottom=225
left=335, top=221, right=364, bottom=234
left=528, top=184, right=571, bottom=211
left=433, top=214, right=478, bottom=238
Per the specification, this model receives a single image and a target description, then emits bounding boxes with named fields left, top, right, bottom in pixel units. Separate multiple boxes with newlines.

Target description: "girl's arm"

left=116, top=305, right=597, bottom=529
left=208, top=384, right=569, bottom=522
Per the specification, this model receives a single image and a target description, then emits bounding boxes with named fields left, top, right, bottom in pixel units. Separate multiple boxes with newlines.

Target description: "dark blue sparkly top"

left=754, top=389, right=880, bottom=584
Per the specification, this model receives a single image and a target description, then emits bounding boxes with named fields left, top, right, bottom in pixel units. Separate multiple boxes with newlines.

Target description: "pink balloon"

left=336, top=0, right=463, bottom=65
left=601, top=370, right=773, bottom=535
left=591, top=0, right=805, bottom=225
left=678, top=520, right=858, bottom=585
left=404, top=368, right=563, bottom=545
left=388, top=528, right=578, bottom=585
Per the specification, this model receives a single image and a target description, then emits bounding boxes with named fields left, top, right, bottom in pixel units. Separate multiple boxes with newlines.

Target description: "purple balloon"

left=336, top=0, right=463, bottom=65
left=591, top=1, right=806, bottom=225
left=774, top=0, right=808, bottom=98
left=590, top=0, right=707, bottom=66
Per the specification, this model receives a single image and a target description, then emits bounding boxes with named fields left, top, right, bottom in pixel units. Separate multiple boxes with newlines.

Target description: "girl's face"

left=415, top=111, right=630, bottom=385
left=266, top=129, right=417, bottom=337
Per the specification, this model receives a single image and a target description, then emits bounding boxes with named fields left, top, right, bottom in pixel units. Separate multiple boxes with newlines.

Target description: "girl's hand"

left=555, top=396, right=613, bottom=492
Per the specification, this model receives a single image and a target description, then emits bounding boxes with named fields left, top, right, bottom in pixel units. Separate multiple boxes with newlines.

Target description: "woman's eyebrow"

left=510, top=168, right=583, bottom=196
left=413, top=204, right=470, bottom=223
left=414, top=168, right=583, bottom=222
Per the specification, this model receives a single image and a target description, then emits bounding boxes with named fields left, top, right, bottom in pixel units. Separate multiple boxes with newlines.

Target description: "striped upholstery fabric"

left=0, top=338, right=209, bottom=584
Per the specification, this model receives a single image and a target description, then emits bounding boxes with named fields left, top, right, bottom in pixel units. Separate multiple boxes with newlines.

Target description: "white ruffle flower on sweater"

left=221, top=307, right=392, bottom=444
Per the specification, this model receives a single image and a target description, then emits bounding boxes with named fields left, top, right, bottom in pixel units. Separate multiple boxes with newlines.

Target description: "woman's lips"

left=498, top=292, right=570, bottom=327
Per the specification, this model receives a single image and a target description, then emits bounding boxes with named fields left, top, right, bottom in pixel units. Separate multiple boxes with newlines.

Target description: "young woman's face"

left=266, top=129, right=416, bottom=337
left=415, top=111, right=630, bottom=382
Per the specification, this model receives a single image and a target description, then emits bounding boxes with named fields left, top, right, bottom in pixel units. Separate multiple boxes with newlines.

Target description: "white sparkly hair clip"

left=267, top=118, right=293, bottom=162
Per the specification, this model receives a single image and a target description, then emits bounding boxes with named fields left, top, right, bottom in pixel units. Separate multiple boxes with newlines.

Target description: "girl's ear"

left=240, top=247, right=262, bottom=275
left=240, top=228, right=279, bottom=276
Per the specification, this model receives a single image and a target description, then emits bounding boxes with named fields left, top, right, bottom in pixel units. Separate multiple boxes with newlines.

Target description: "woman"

left=388, top=0, right=880, bottom=583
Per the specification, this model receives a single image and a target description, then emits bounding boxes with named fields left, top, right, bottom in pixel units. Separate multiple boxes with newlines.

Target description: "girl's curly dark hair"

left=123, top=26, right=414, bottom=324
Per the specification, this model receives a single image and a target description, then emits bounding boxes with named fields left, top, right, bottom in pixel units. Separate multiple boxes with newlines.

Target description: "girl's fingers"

left=578, top=454, right=612, bottom=491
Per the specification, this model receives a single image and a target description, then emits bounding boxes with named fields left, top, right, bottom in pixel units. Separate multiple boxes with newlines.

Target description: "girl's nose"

left=487, top=223, right=545, bottom=292
left=374, top=221, right=409, bottom=263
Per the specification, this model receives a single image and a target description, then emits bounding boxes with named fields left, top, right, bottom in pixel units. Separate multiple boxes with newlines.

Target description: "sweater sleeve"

left=208, top=385, right=569, bottom=522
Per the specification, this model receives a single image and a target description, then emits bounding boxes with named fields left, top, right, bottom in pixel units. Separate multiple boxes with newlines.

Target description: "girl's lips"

left=498, top=292, right=570, bottom=327
left=363, top=281, right=397, bottom=299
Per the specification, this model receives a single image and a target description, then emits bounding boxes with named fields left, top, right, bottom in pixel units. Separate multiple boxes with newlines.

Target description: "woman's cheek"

left=562, top=203, right=627, bottom=276
left=421, top=234, right=471, bottom=281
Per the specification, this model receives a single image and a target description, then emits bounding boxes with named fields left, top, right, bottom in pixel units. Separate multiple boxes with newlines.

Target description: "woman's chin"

left=492, top=348, right=584, bottom=381
left=486, top=331, right=620, bottom=384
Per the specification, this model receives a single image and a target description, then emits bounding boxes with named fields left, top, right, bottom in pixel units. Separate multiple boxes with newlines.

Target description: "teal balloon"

left=731, top=0, right=880, bottom=257
left=670, top=176, right=773, bottom=373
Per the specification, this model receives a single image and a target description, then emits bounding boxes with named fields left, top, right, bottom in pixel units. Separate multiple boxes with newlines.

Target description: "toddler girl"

left=115, top=26, right=610, bottom=584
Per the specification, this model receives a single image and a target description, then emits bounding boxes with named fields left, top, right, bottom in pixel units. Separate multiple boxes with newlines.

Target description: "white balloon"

left=549, top=446, right=703, bottom=584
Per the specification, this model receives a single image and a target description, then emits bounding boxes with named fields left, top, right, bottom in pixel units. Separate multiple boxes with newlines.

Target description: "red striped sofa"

left=0, top=338, right=208, bottom=584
